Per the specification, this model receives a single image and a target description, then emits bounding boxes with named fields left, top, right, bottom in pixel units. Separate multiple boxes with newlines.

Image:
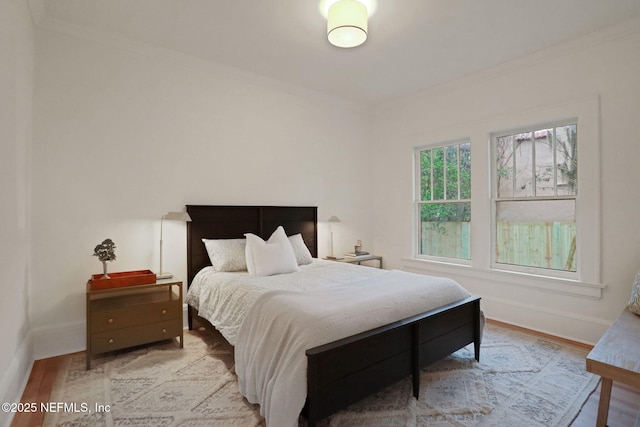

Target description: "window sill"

left=401, top=257, right=605, bottom=299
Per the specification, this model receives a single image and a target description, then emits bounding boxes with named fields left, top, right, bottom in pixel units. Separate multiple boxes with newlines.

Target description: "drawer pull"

left=161, top=309, right=167, bottom=315
left=108, top=338, right=114, bottom=344
left=162, top=328, right=167, bottom=333
left=108, top=318, right=114, bottom=323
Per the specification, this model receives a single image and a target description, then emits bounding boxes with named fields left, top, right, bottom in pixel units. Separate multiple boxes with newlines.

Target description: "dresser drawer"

left=90, top=319, right=182, bottom=355
left=91, top=301, right=180, bottom=333
left=86, top=280, right=183, bottom=369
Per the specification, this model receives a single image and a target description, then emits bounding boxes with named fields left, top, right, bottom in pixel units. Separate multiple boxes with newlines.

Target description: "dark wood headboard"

left=186, top=205, right=318, bottom=286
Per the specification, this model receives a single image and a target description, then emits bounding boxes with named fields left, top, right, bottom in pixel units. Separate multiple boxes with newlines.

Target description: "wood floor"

left=573, top=381, right=640, bottom=427
left=10, top=321, right=640, bottom=427
left=10, top=353, right=69, bottom=427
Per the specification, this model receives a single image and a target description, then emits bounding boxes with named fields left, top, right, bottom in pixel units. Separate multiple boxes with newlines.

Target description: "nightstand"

left=328, top=255, right=383, bottom=269
left=86, top=279, right=183, bottom=369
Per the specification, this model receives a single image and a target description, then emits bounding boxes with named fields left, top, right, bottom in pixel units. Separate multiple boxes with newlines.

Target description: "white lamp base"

left=157, top=272, right=174, bottom=280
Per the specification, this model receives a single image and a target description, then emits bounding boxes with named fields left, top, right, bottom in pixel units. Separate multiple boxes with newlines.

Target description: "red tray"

left=89, top=270, right=156, bottom=290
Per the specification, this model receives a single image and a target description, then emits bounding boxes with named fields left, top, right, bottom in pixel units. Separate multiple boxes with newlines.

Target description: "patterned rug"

left=43, top=323, right=598, bottom=427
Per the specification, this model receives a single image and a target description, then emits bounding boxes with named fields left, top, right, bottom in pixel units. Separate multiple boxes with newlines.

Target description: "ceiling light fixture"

left=327, top=0, right=368, bottom=48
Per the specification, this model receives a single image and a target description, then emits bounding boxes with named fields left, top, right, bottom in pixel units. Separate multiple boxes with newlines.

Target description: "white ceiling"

left=37, top=0, right=640, bottom=106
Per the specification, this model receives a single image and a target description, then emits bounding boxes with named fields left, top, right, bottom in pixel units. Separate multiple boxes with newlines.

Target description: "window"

left=408, top=98, right=601, bottom=298
left=416, top=140, right=471, bottom=260
left=492, top=122, right=577, bottom=273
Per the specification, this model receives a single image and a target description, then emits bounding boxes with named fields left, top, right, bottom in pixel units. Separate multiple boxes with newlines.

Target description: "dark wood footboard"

left=303, top=296, right=481, bottom=427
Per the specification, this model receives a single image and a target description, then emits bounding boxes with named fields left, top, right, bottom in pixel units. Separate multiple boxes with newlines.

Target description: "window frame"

left=406, top=96, right=603, bottom=299
left=490, top=119, right=579, bottom=279
left=414, top=138, right=471, bottom=263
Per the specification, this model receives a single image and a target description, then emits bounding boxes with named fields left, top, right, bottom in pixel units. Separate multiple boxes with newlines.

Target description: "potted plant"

left=93, top=238, right=116, bottom=279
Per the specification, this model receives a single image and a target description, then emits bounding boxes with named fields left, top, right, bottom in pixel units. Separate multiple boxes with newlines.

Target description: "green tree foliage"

left=420, top=143, right=471, bottom=224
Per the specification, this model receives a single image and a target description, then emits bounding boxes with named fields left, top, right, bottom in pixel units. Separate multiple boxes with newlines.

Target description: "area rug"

left=43, top=323, right=598, bottom=427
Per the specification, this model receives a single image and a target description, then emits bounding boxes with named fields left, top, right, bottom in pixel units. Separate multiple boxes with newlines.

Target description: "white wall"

left=31, top=27, right=374, bottom=358
left=371, top=18, right=640, bottom=344
left=0, top=0, right=34, bottom=423
left=26, top=6, right=640, bottom=361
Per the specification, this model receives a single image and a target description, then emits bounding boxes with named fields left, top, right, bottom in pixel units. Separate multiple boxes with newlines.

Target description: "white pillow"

left=202, top=238, right=247, bottom=272
left=245, top=226, right=300, bottom=276
left=288, top=233, right=313, bottom=265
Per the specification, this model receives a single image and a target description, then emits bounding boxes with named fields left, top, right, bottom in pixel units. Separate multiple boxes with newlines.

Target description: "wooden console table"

left=586, top=307, right=640, bottom=427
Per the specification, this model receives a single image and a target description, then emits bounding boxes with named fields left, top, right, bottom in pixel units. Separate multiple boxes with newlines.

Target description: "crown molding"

left=375, top=15, right=640, bottom=113
left=33, top=10, right=370, bottom=115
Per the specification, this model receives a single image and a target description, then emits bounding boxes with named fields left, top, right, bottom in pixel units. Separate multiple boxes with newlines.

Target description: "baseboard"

left=32, top=320, right=85, bottom=360
left=0, top=331, right=34, bottom=427
left=400, top=261, right=613, bottom=345
left=2, top=305, right=191, bottom=426
left=481, top=296, right=612, bottom=346
left=33, top=305, right=191, bottom=360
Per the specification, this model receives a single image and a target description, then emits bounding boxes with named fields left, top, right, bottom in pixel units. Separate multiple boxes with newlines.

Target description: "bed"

left=185, top=205, right=482, bottom=427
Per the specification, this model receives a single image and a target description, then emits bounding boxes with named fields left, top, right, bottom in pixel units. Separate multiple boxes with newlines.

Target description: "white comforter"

left=186, top=260, right=384, bottom=345
left=237, top=270, right=472, bottom=427
left=187, top=261, right=474, bottom=427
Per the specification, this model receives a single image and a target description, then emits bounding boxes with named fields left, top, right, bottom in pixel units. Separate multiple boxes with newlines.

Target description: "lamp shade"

left=328, top=215, right=341, bottom=222
left=162, top=211, right=192, bottom=222
left=327, top=0, right=368, bottom=48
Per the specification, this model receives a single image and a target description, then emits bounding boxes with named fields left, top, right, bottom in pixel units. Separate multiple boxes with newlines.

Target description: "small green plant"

left=93, top=238, right=116, bottom=262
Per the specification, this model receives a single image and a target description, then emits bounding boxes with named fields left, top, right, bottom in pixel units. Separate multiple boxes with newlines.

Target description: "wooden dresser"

left=86, top=280, right=183, bottom=369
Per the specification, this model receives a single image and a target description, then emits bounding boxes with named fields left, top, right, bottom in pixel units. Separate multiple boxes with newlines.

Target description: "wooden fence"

left=495, top=221, right=576, bottom=271
left=421, top=221, right=576, bottom=271
left=420, top=222, right=471, bottom=259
